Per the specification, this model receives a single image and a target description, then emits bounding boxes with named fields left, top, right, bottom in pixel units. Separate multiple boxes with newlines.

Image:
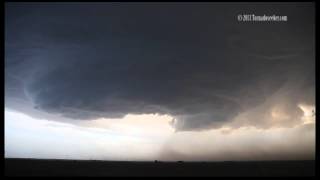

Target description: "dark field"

left=5, top=158, right=315, bottom=177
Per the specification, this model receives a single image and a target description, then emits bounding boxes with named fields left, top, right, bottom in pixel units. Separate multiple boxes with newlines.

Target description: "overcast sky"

left=5, top=2, right=315, bottom=161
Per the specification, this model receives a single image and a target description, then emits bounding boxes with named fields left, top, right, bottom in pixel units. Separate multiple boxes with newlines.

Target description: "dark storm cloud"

left=5, top=3, right=315, bottom=130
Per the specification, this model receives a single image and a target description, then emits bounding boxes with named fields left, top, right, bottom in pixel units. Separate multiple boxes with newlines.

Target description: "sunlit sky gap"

left=5, top=2, right=315, bottom=161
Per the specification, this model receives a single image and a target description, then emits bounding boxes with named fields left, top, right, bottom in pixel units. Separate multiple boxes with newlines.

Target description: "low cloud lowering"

left=5, top=3, right=315, bottom=132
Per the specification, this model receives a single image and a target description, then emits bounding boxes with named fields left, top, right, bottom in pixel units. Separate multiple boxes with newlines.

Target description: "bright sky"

left=5, top=103, right=315, bottom=161
left=4, top=3, right=315, bottom=161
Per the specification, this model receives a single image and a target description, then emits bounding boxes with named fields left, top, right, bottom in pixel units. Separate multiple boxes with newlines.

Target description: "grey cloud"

left=158, top=123, right=316, bottom=161
left=5, top=3, right=315, bottom=131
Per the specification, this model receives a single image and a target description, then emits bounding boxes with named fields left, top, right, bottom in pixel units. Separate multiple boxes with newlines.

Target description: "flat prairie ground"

left=5, top=158, right=315, bottom=177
